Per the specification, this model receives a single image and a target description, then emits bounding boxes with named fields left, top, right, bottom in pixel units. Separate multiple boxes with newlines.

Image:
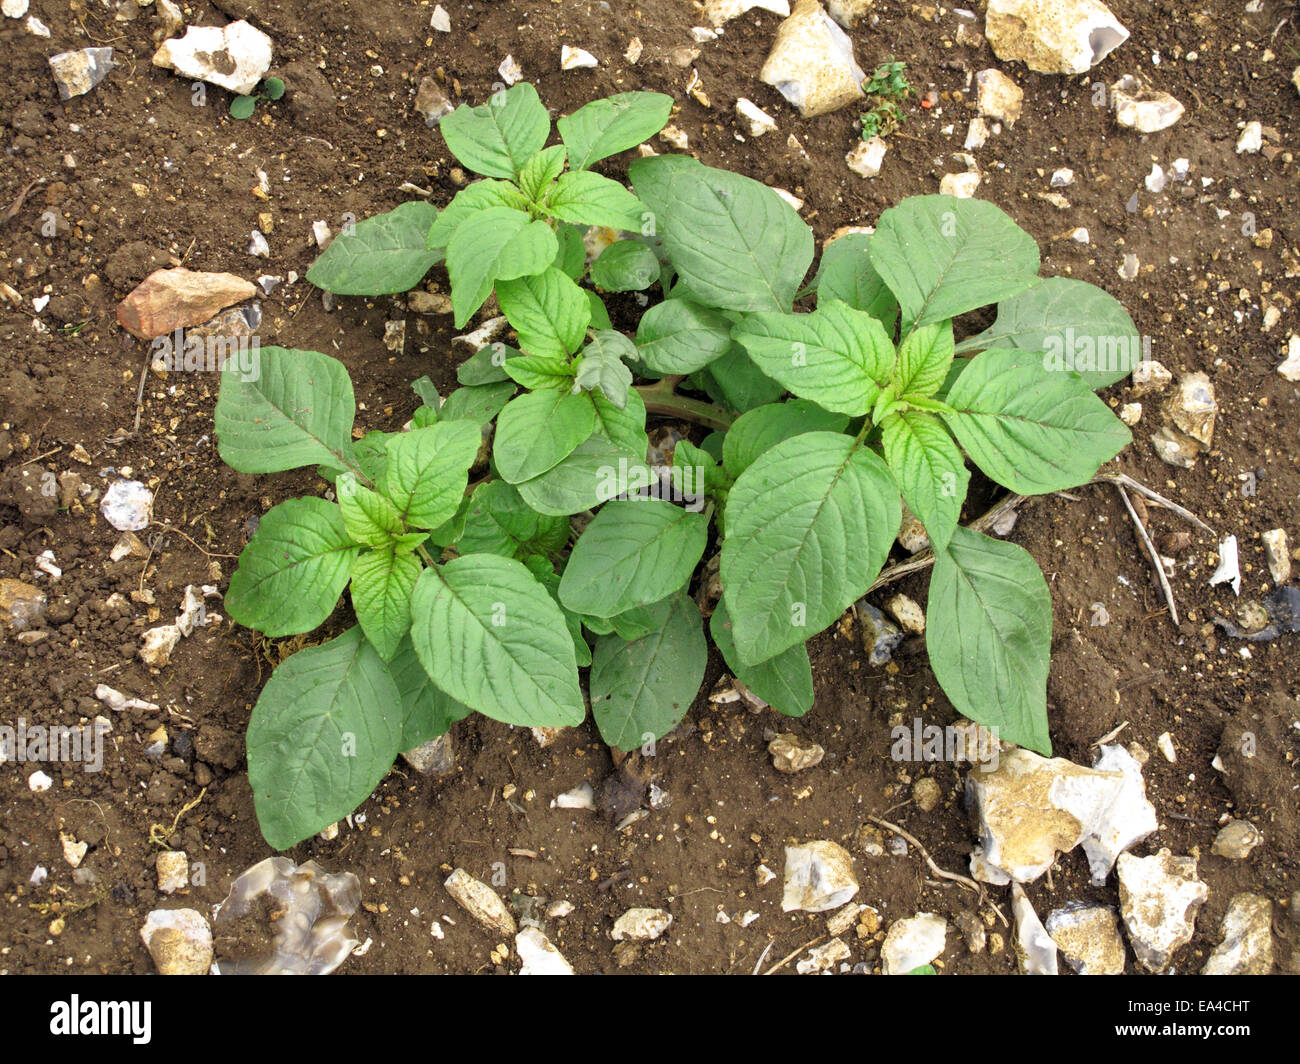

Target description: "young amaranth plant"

left=860, top=58, right=910, bottom=140
left=214, top=82, right=1136, bottom=849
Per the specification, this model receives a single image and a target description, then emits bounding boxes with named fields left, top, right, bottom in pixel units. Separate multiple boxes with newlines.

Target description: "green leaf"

left=336, top=473, right=404, bottom=546
left=514, top=392, right=648, bottom=516
left=553, top=222, right=588, bottom=279
left=352, top=429, right=395, bottom=485
left=439, top=381, right=515, bottom=425
left=695, top=345, right=786, bottom=413
left=427, top=180, right=532, bottom=249
left=350, top=546, right=422, bottom=661
left=458, top=480, right=570, bottom=559
left=710, top=599, right=813, bottom=717
left=522, top=554, right=593, bottom=667
left=673, top=439, right=728, bottom=499
left=457, top=343, right=515, bottom=385
left=635, top=298, right=733, bottom=374
left=446, top=207, right=559, bottom=327
left=606, top=596, right=675, bottom=641
left=590, top=593, right=706, bottom=749
left=496, top=266, right=591, bottom=357
left=895, top=320, right=954, bottom=398
left=722, top=399, right=849, bottom=481
left=870, top=195, right=1040, bottom=331
left=586, top=289, right=613, bottom=329
left=247, top=627, right=404, bottom=850
left=559, top=499, right=707, bottom=617
left=230, top=95, right=257, bottom=120
left=383, top=420, right=482, bottom=529
left=494, top=389, right=597, bottom=483
left=215, top=347, right=357, bottom=475
left=410, top=556, right=585, bottom=727
left=591, top=240, right=660, bottom=292
left=547, top=171, right=647, bottom=231
left=558, top=91, right=674, bottom=170
left=517, top=144, right=568, bottom=202
left=941, top=348, right=1131, bottom=494
left=720, top=432, right=900, bottom=665
left=880, top=410, right=968, bottom=552
left=630, top=155, right=813, bottom=313
left=814, top=232, right=899, bottom=330
left=426, top=493, right=471, bottom=548
left=262, top=77, right=285, bottom=101
left=503, top=354, right=575, bottom=391
left=574, top=330, right=635, bottom=409
left=390, top=636, right=474, bottom=749
left=306, top=202, right=443, bottom=295
left=412, top=376, right=441, bottom=408
left=954, top=276, right=1142, bottom=390
left=226, top=497, right=360, bottom=636
left=926, top=526, right=1052, bottom=754
left=731, top=300, right=895, bottom=417
left=439, top=82, right=551, bottom=179
left=391, top=531, right=431, bottom=553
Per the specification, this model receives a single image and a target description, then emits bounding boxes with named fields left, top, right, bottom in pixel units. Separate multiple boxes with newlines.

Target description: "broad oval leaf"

left=306, top=201, right=442, bottom=295
left=590, top=593, right=706, bottom=749
left=558, top=91, right=674, bottom=171
left=439, top=83, right=551, bottom=179
left=591, top=239, right=661, bottom=292
left=226, top=497, right=359, bottom=636
left=215, top=346, right=357, bottom=475
left=926, top=526, right=1052, bottom=755
left=247, top=627, right=404, bottom=850
left=879, top=410, right=969, bottom=552
left=494, top=389, right=597, bottom=483
left=895, top=320, right=955, bottom=398
left=446, top=207, right=559, bottom=327
left=731, top=300, right=895, bottom=416
left=629, top=155, right=813, bottom=313
left=390, top=635, right=474, bottom=750
left=709, top=598, right=814, bottom=718
left=953, top=276, right=1142, bottom=390
left=547, top=171, right=648, bottom=232
left=722, top=399, right=850, bottom=481
left=410, top=555, right=585, bottom=727
left=438, top=381, right=516, bottom=426
left=427, top=179, right=532, bottom=249
left=559, top=498, right=708, bottom=617
left=635, top=297, right=733, bottom=374
left=514, top=392, right=649, bottom=515
left=720, top=432, right=901, bottom=666
left=336, top=473, right=403, bottom=546
left=941, top=348, right=1131, bottom=494
left=458, top=480, right=570, bottom=559
left=496, top=266, right=591, bottom=357
left=350, top=546, right=422, bottom=661
left=503, top=354, right=575, bottom=392
left=696, top=344, right=786, bottom=413
left=871, top=195, right=1040, bottom=331
left=517, top=144, right=568, bottom=202
left=815, top=231, right=899, bottom=330
left=383, top=419, right=483, bottom=530
left=457, top=343, right=514, bottom=385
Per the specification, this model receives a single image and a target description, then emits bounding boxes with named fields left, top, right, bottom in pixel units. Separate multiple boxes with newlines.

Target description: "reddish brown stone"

left=116, top=268, right=257, bottom=340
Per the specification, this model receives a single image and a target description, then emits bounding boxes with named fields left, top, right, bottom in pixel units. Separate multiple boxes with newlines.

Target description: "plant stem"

left=635, top=382, right=735, bottom=431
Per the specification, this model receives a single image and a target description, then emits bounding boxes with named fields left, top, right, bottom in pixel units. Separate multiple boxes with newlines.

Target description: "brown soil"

left=1, top=0, right=1297, bottom=975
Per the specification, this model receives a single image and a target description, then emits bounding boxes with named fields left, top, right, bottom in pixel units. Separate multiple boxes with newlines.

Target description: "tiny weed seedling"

left=230, top=76, right=285, bottom=120
left=860, top=59, right=910, bottom=140
left=215, top=82, right=1135, bottom=849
